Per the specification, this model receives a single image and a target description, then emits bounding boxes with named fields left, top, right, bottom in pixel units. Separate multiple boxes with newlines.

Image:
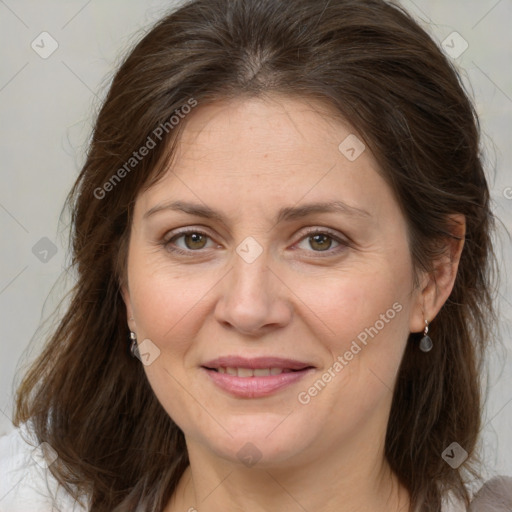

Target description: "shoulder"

left=468, top=476, right=512, bottom=511
left=0, top=423, right=88, bottom=512
left=441, top=476, right=512, bottom=512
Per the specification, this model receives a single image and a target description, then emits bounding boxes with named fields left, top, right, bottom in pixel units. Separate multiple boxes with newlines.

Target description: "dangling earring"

left=419, top=320, right=433, bottom=352
left=129, top=331, right=139, bottom=358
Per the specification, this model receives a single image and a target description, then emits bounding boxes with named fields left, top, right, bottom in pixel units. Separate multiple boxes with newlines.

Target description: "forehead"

left=135, top=95, right=393, bottom=223
left=170, top=94, right=370, bottom=169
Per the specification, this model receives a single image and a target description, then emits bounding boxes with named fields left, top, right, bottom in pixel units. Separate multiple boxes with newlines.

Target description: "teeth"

left=237, top=368, right=253, bottom=377
left=216, top=367, right=289, bottom=377
left=253, top=368, right=270, bottom=376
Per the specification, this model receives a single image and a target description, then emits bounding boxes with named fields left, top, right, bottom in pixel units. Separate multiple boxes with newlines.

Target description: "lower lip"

left=201, top=367, right=314, bottom=398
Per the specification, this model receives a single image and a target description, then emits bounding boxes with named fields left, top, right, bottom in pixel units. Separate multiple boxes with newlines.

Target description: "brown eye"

left=164, top=230, right=215, bottom=254
left=308, top=233, right=333, bottom=251
left=295, top=229, right=348, bottom=257
left=182, top=232, right=208, bottom=250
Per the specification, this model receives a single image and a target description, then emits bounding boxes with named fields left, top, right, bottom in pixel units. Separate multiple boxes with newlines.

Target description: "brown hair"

left=14, top=0, right=498, bottom=510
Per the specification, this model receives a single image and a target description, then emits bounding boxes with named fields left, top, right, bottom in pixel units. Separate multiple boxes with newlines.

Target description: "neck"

left=166, top=434, right=410, bottom=512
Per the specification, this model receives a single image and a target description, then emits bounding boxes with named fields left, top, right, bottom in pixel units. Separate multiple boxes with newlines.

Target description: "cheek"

left=298, top=266, right=408, bottom=342
left=126, top=262, right=212, bottom=428
left=293, top=271, right=410, bottom=425
left=127, top=255, right=210, bottom=350
left=291, top=262, right=412, bottom=403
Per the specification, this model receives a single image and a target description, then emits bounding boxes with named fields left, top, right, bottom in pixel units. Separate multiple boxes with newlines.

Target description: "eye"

left=164, top=229, right=217, bottom=254
left=294, top=229, right=348, bottom=255
left=162, top=227, right=349, bottom=257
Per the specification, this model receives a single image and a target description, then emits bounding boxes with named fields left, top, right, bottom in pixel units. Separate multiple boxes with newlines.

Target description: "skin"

left=122, top=94, right=465, bottom=512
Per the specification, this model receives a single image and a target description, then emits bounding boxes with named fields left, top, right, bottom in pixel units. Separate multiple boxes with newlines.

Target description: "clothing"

left=1, top=425, right=511, bottom=511
left=0, top=424, right=87, bottom=512
left=442, top=492, right=467, bottom=512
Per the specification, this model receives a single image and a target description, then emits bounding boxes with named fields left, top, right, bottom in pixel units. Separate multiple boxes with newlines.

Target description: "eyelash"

left=162, top=227, right=349, bottom=258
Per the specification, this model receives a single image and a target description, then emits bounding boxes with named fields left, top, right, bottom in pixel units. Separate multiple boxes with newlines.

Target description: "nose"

left=214, top=249, right=292, bottom=336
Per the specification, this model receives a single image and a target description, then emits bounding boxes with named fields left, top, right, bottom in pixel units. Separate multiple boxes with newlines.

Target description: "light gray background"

left=1, top=0, right=511, bottom=480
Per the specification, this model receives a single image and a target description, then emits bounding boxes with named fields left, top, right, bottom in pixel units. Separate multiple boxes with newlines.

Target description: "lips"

left=201, top=356, right=315, bottom=398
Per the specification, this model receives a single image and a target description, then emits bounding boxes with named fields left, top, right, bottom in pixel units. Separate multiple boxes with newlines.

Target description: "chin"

left=195, top=417, right=316, bottom=468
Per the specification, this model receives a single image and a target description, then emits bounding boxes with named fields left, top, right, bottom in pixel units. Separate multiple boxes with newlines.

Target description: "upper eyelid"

left=164, top=227, right=215, bottom=243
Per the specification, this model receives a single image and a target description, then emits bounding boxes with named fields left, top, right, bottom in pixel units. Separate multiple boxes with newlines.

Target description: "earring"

left=129, top=331, right=139, bottom=358
left=419, top=320, right=433, bottom=352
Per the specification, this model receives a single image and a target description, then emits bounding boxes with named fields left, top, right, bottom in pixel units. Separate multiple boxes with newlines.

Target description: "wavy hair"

left=14, top=0, right=499, bottom=510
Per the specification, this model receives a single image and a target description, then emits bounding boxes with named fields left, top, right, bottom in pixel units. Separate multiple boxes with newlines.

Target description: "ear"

left=121, top=283, right=136, bottom=332
left=409, top=214, right=466, bottom=333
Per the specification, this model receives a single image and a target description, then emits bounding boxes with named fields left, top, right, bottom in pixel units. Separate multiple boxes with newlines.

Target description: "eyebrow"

left=144, top=200, right=371, bottom=225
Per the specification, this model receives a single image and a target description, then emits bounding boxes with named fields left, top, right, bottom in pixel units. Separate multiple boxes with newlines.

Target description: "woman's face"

left=123, top=95, right=427, bottom=469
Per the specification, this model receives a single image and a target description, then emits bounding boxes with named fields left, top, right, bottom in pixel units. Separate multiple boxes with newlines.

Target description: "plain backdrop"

left=1, top=0, right=511, bottom=480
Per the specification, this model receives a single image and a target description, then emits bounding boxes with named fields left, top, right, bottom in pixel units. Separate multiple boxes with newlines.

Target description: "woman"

left=1, top=0, right=510, bottom=510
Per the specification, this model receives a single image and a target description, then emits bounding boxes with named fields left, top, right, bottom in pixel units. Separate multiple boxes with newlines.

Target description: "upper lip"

left=202, top=356, right=315, bottom=371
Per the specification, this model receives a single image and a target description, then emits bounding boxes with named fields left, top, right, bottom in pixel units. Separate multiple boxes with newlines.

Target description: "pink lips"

left=201, top=356, right=315, bottom=398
